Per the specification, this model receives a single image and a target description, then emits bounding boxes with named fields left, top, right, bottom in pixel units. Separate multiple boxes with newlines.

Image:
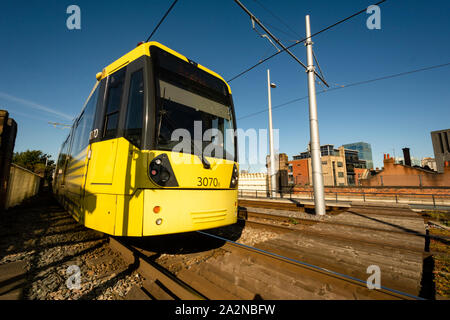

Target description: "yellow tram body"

left=54, top=42, right=239, bottom=236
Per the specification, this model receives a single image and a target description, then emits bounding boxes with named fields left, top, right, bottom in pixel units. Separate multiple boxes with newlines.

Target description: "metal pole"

left=305, top=15, right=325, bottom=216
left=267, top=69, right=277, bottom=198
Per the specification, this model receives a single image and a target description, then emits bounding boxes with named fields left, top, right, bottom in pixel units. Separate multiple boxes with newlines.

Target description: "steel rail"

left=198, top=231, right=424, bottom=300
left=109, top=237, right=206, bottom=300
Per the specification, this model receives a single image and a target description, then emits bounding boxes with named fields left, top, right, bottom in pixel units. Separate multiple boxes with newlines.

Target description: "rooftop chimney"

left=402, top=148, right=411, bottom=166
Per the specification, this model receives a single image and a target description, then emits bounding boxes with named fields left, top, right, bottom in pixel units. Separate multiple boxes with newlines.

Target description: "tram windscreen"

left=151, top=46, right=236, bottom=161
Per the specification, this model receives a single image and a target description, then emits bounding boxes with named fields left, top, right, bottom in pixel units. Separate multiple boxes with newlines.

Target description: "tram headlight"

left=148, top=154, right=178, bottom=187
left=229, top=164, right=238, bottom=189
left=159, top=170, right=170, bottom=183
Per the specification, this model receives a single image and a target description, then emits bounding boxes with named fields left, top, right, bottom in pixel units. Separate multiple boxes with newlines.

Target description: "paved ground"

left=0, top=191, right=143, bottom=300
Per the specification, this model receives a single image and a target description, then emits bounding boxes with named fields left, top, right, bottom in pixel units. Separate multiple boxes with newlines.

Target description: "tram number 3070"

left=197, top=177, right=220, bottom=187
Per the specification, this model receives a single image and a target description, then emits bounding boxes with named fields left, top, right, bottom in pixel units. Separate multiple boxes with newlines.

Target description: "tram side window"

left=58, top=137, right=69, bottom=171
left=124, top=69, right=144, bottom=147
left=104, top=68, right=126, bottom=139
left=71, top=86, right=99, bottom=156
left=70, top=116, right=83, bottom=157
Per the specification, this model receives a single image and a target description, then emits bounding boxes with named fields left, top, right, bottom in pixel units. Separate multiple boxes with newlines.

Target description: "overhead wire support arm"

left=228, top=0, right=387, bottom=83
left=233, top=0, right=329, bottom=87
left=251, top=18, right=280, bottom=52
left=48, top=121, right=71, bottom=129
left=312, top=49, right=326, bottom=86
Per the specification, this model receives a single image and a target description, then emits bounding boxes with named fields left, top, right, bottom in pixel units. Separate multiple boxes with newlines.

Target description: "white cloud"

left=0, top=92, right=74, bottom=121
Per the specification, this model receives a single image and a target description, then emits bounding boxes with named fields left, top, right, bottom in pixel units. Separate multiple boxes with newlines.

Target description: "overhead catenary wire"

left=259, top=20, right=301, bottom=42
left=237, top=61, right=450, bottom=120
left=233, top=0, right=329, bottom=87
left=252, top=0, right=302, bottom=39
left=145, top=0, right=179, bottom=42
left=228, top=0, right=387, bottom=83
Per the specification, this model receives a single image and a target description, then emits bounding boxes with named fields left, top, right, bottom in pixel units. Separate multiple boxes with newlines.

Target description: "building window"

left=337, top=161, right=343, bottom=167
left=322, top=161, right=327, bottom=165
left=338, top=172, right=344, bottom=178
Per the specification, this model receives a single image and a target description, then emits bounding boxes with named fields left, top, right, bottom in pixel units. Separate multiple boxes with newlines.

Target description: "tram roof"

left=96, top=41, right=231, bottom=94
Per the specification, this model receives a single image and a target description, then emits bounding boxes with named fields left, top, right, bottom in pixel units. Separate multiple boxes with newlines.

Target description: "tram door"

left=82, top=69, right=126, bottom=234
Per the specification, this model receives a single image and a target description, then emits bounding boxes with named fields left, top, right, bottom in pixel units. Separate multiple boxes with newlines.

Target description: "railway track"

left=198, top=231, right=421, bottom=300
left=242, top=209, right=432, bottom=239
left=109, top=237, right=206, bottom=300
left=101, top=198, right=440, bottom=300
left=238, top=198, right=423, bottom=219
left=108, top=232, right=421, bottom=300
left=236, top=199, right=443, bottom=298
left=239, top=202, right=450, bottom=243
left=243, top=218, right=430, bottom=255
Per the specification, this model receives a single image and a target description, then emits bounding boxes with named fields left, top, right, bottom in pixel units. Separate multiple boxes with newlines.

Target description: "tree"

left=12, top=150, right=55, bottom=184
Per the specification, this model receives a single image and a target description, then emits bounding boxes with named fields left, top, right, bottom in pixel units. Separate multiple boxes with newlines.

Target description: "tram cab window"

left=104, top=68, right=126, bottom=139
left=124, top=69, right=144, bottom=147
left=151, top=46, right=236, bottom=161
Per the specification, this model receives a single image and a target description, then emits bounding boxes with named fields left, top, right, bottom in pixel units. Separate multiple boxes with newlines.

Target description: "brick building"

left=288, top=158, right=309, bottom=185
left=288, top=144, right=367, bottom=186
left=354, top=167, right=369, bottom=186
left=421, top=157, right=437, bottom=172
left=360, top=154, right=450, bottom=187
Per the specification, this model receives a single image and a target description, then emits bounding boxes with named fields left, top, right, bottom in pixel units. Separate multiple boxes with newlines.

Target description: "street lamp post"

left=267, top=69, right=277, bottom=198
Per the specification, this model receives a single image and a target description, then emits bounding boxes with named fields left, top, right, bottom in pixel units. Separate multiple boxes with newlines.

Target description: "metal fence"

left=238, top=187, right=450, bottom=208
left=289, top=174, right=449, bottom=188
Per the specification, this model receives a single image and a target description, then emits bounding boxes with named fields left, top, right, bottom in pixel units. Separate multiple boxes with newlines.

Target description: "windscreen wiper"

left=190, top=137, right=211, bottom=169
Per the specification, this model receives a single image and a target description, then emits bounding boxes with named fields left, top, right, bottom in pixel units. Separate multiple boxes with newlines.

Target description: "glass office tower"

left=342, top=142, right=374, bottom=169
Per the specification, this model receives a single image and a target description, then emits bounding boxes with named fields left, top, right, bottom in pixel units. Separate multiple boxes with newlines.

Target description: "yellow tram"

left=53, top=42, right=239, bottom=236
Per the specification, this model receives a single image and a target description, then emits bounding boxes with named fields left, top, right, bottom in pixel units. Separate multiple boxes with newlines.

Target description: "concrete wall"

left=312, top=155, right=347, bottom=187
left=238, top=173, right=268, bottom=196
left=5, top=164, right=41, bottom=209
left=431, top=129, right=450, bottom=173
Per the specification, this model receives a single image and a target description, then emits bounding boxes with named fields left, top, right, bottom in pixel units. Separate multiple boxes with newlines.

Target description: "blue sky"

left=1, top=0, right=449, bottom=170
